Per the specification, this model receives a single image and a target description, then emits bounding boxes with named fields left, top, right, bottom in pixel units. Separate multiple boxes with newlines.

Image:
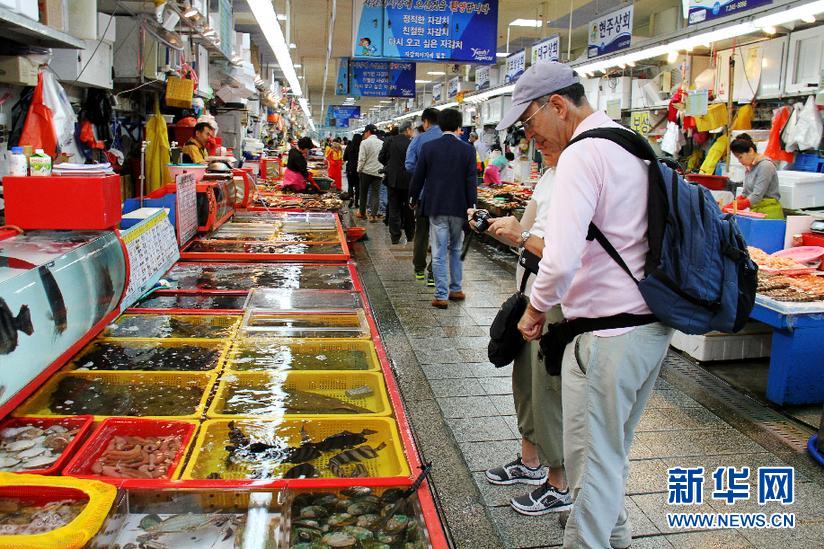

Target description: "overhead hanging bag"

left=790, top=96, right=823, bottom=152
left=764, top=106, right=795, bottom=163
left=18, top=71, right=57, bottom=157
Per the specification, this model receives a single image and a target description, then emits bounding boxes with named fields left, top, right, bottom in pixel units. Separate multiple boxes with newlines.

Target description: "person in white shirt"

left=357, top=124, right=384, bottom=221
left=499, top=61, right=673, bottom=548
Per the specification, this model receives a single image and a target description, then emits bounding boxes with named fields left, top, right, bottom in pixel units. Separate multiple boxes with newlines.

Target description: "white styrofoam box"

left=785, top=26, right=824, bottom=95
left=598, top=76, right=632, bottom=111
left=631, top=79, right=650, bottom=109
left=581, top=77, right=600, bottom=107
left=97, top=12, right=116, bottom=43
left=51, top=38, right=113, bottom=89
left=15, top=0, right=39, bottom=20
left=777, top=171, right=824, bottom=210
left=671, top=322, right=772, bottom=362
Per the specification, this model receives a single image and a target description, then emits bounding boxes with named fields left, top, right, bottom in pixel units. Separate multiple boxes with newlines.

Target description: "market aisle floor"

left=352, top=222, right=824, bottom=549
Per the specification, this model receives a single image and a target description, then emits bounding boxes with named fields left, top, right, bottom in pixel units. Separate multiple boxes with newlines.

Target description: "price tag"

left=176, top=173, right=198, bottom=246
left=630, top=111, right=652, bottom=134
left=606, top=99, right=622, bottom=120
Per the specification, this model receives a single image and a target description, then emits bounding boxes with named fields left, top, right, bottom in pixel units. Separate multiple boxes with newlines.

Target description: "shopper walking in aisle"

left=409, top=108, right=476, bottom=309
left=727, top=133, right=784, bottom=219
left=344, top=133, right=362, bottom=207
left=380, top=122, right=415, bottom=244
left=405, top=108, right=442, bottom=284
left=326, top=137, right=343, bottom=191
left=500, top=61, right=673, bottom=548
left=471, top=142, right=570, bottom=517
left=357, top=125, right=384, bottom=221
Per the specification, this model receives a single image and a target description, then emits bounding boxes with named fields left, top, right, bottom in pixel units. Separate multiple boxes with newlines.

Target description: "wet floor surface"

left=353, top=219, right=824, bottom=549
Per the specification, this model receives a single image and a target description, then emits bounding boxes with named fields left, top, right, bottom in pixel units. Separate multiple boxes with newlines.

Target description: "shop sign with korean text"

left=588, top=5, right=633, bottom=58
left=448, top=76, right=460, bottom=98
left=352, top=0, right=499, bottom=64
left=335, top=58, right=350, bottom=95
left=475, top=65, right=490, bottom=90
left=686, top=0, right=772, bottom=25
left=326, top=105, right=362, bottom=127
left=433, top=82, right=443, bottom=102
left=531, top=35, right=560, bottom=65
left=505, top=50, right=526, bottom=83
left=348, top=60, right=417, bottom=97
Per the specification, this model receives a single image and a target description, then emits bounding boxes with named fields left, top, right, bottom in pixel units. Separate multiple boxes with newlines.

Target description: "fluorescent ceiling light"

left=294, top=64, right=302, bottom=68
left=183, top=8, right=199, bottom=18
left=510, top=18, right=542, bottom=27
left=246, top=0, right=303, bottom=96
left=762, top=25, right=777, bottom=34
left=289, top=43, right=297, bottom=49
left=801, top=14, right=816, bottom=23
left=495, top=52, right=509, bottom=58
left=752, top=1, right=824, bottom=28
left=415, top=79, right=432, bottom=84
left=427, top=71, right=446, bottom=75
left=277, top=13, right=287, bottom=21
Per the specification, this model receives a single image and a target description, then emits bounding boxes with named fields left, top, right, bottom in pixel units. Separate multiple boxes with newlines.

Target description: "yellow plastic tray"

left=180, top=417, right=410, bottom=480
left=225, top=338, right=381, bottom=373
left=0, top=473, right=117, bottom=549
left=63, top=338, right=230, bottom=373
left=206, top=371, right=391, bottom=419
left=101, top=314, right=241, bottom=340
left=240, top=310, right=371, bottom=339
left=14, top=371, right=217, bottom=421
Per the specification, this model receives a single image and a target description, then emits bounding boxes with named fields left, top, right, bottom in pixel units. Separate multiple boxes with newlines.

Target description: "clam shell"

left=21, top=455, right=58, bottom=468
left=0, top=456, right=21, bottom=468
left=17, top=446, right=47, bottom=459
left=5, top=438, right=37, bottom=451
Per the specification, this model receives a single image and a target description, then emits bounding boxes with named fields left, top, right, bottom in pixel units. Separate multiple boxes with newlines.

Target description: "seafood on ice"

left=0, top=423, right=80, bottom=472
left=90, top=435, right=183, bottom=479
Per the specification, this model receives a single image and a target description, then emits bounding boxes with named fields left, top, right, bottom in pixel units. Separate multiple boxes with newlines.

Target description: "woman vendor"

left=283, top=137, right=320, bottom=193
left=729, top=134, right=784, bottom=219
left=326, top=138, right=344, bottom=191
left=483, top=153, right=508, bottom=186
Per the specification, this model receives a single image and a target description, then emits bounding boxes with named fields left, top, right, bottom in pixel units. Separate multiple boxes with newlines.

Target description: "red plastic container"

left=63, top=418, right=198, bottom=482
left=0, top=416, right=94, bottom=475
left=686, top=173, right=729, bottom=191
left=3, top=175, right=122, bottom=230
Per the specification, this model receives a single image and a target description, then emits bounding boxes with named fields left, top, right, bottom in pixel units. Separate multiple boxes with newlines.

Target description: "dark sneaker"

left=426, top=273, right=435, bottom=287
left=485, top=455, right=547, bottom=486
left=510, top=484, right=573, bottom=516
left=415, top=271, right=425, bottom=280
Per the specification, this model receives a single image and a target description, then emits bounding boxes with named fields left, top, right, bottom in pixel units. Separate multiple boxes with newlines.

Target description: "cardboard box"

left=38, top=0, right=67, bottom=32
left=0, top=56, right=39, bottom=86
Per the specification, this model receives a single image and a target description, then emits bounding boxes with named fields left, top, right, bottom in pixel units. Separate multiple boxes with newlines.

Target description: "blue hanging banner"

left=587, top=5, right=633, bottom=59
left=349, top=59, right=417, bottom=98
left=352, top=0, right=498, bottom=64
left=335, top=58, right=350, bottom=95
left=686, top=0, right=772, bottom=25
left=325, top=105, right=362, bottom=127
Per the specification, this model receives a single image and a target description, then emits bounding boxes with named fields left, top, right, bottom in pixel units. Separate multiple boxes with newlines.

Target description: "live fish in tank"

left=38, top=265, right=67, bottom=336
left=93, top=262, right=116, bottom=325
left=328, top=443, right=386, bottom=478
left=0, top=298, right=34, bottom=355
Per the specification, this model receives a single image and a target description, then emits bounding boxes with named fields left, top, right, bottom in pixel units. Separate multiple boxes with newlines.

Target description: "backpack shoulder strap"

left=565, top=127, right=657, bottom=163
left=586, top=223, right=639, bottom=284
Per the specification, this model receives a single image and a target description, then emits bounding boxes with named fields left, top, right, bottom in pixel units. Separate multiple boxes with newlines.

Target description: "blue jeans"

left=379, top=183, right=388, bottom=215
left=429, top=215, right=464, bottom=300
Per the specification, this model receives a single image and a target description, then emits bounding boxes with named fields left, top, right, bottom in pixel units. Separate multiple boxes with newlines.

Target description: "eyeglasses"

left=515, top=102, right=548, bottom=132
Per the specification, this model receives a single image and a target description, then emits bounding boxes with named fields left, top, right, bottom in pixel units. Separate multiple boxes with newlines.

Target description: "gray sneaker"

left=510, top=483, right=573, bottom=516
left=485, top=455, right=547, bottom=486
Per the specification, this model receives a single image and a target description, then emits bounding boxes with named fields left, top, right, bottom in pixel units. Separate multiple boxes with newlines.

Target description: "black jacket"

left=410, top=134, right=477, bottom=218
left=286, top=147, right=309, bottom=177
left=379, top=135, right=412, bottom=190
left=343, top=140, right=360, bottom=175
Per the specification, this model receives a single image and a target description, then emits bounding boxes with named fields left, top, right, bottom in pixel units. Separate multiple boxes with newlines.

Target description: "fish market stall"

left=476, top=184, right=533, bottom=219
left=748, top=246, right=824, bottom=405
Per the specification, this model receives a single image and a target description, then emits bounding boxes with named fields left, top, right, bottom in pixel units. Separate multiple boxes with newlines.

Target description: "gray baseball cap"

left=496, top=61, right=580, bottom=131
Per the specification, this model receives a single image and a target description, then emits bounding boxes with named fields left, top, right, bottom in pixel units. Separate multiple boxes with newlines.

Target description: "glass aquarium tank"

left=163, top=263, right=354, bottom=291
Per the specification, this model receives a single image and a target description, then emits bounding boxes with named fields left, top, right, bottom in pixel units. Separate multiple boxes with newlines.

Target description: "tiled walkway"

left=352, top=223, right=824, bottom=549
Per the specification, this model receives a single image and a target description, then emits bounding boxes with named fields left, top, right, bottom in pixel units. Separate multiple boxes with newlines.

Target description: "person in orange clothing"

left=326, top=138, right=344, bottom=191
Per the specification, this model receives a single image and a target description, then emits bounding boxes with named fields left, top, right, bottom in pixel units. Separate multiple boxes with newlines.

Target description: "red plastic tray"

left=0, top=416, right=94, bottom=475
left=63, top=418, right=198, bottom=482
left=686, top=173, right=728, bottom=191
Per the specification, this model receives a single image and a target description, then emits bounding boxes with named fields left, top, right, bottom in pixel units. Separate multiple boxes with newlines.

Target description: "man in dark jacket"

left=410, top=108, right=477, bottom=309
left=380, top=122, right=415, bottom=244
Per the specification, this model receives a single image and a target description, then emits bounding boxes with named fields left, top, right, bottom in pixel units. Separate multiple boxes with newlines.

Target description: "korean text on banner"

left=433, top=82, right=443, bottom=102
left=506, top=50, right=526, bottom=84
left=531, top=35, right=560, bottom=64
left=686, top=0, right=772, bottom=25
left=336, top=58, right=350, bottom=95
left=326, top=105, right=362, bottom=128
left=348, top=60, right=416, bottom=98
left=352, top=0, right=499, bottom=64
left=475, top=65, right=490, bottom=90
left=588, top=5, right=633, bottom=58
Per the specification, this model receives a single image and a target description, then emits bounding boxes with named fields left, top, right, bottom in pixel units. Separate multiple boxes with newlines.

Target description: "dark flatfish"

left=282, top=442, right=321, bottom=464
left=93, top=263, right=116, bottom=324
left=0, top=298, right=34, bottom=355
left=285, top=389, right=373, bottom=414
left=314, top=429, right=379, bottom=452
left=39, top=266, right=67, bottom=335
left=328, top=442, right=387, bottom=477
left=284, top=462, right=318, bottom=479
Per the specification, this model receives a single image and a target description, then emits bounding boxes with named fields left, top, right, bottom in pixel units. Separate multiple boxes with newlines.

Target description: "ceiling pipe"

left=320, top=0, right=338, bottom=127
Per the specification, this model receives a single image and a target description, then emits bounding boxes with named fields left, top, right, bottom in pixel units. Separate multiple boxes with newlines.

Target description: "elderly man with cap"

left=379, top=121, right=415, bottom=244
left=497, top=61, right=673, bottom=548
